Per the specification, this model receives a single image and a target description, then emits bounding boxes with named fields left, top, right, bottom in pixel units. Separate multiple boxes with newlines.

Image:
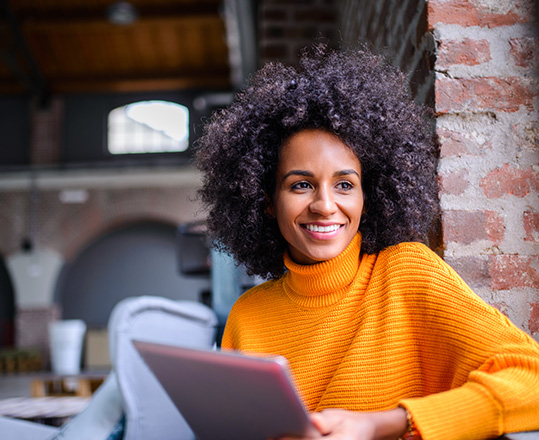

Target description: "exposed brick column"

left=430, top=0, right=539, bottom=340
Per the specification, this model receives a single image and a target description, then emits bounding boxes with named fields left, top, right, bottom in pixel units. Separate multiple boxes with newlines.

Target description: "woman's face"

left=268, top=129, right=364, bottom=265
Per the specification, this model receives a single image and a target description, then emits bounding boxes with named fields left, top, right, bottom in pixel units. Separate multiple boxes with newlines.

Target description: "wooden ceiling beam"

left=44, top=73, right=231, bottom=94
left=21, top=15, right=224, bottom=32
left=0, top=2, right=230, bottom=95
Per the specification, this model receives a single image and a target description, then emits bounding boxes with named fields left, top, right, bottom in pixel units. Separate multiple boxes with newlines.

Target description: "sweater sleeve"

left=397, top=244, right=539, bottom=440
left=401, top=346, right=539, bottom=439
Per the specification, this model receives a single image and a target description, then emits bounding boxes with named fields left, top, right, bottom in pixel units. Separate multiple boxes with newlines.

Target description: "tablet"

left=133, top=340, right=321, bottom=440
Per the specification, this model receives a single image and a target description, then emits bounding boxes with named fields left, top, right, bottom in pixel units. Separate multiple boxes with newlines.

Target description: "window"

left=107, top=100, right=189, bottom=155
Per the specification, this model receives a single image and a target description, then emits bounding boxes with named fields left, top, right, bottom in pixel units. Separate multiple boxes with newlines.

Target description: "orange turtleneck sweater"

left=221, top=234, right=539, bottom=440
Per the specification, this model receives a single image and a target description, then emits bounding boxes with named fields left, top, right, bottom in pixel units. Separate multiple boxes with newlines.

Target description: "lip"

left=301, top=223, right=343, bottom=239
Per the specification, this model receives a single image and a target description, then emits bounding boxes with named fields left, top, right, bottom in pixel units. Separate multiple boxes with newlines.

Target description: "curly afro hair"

left=195, top=44, right=439, bottom=280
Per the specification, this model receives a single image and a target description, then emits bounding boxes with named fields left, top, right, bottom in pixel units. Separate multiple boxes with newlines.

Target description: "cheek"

left=274, top=204, right=294, bottom=229
left=344, top=198, right=364, bottom=225
left=273, top=199, right=302, bottom=236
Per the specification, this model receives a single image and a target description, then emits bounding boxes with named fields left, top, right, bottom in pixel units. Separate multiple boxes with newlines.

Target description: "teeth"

left=305, top=224, right=340, bottom=233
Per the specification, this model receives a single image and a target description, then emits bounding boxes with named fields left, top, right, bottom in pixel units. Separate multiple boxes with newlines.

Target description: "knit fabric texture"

left=221, top=234, right=539, bottom=440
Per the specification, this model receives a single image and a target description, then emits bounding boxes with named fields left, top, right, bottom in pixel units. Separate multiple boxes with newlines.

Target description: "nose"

left=310, top=185, right=337, bottom=216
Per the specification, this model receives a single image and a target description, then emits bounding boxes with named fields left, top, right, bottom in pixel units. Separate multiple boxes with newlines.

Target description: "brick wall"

left=15, top=305, right=60, bottom=369
left=258, top=0, right=339, bottom=66
left=431, top=0, right=538, bottom=340
left=340, top=0, right=436, bottom=106
left=339, top=0, right=538, bottom=340
left=0, top=185, right=203, bottom=262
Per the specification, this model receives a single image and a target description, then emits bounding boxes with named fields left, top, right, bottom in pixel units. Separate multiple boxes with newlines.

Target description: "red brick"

left=530, top=302, right=539, bottom=334
left=480, top=164, right=539, bottom=199
left=428, top=0, right=528, bottom=29
left=439, top=168, right=470, bottom=195
left=437, top=128, right=488, bottom=157
left=485, top=211, right=505, bottom=244
left=437, top=39, right=491, bottom=68
left=443, top=210, right=503, bottom=245
left=435, top=77, right=534, bottom=114
left=490, top=255, right=539, bottom=290
left=509, top=37, right=539, bottom=68
left=445, top=256, right=490, bottom=289
left=523, top=211, right=539, bottom=242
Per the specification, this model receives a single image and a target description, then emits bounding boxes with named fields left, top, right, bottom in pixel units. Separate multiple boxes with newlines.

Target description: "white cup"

left=48, top=319, right=87, bottom=375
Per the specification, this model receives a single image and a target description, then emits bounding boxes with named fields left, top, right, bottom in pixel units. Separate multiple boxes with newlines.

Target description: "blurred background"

left=0, top=0, right=537, bottom=384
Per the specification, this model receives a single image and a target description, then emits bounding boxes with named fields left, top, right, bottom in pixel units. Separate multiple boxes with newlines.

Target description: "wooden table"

left=29, top=372, right=107, bottom=397
left=0, top=396, right=90, bottom=426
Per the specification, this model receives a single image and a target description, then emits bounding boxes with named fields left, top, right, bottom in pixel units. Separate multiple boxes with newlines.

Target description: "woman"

left=195, top=45, right=539, bottom=440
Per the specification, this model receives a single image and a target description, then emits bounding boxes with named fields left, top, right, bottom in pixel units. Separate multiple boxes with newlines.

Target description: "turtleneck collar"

left=282, top=233, right=364, bottom=308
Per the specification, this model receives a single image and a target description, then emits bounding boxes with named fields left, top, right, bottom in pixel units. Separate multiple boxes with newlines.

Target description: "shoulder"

left=372, top=243, right=506, bottom=321
left=372, top=241, right=473, bottom=295
left=222, top=278, right=285, bottom=349
left=229, top=278, right=284, bottom=312
left=377, top=241, right=449, bottom=273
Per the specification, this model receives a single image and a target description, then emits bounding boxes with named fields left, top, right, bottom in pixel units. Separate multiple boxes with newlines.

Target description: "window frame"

left=63, top=90, right=212, bottom=167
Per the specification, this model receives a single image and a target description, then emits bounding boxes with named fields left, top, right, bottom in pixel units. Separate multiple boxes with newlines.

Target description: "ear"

left=264, top=193, right=275, bottom=218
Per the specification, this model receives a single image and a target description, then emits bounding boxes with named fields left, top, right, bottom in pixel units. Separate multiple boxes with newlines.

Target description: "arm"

left=395, top=245, right=539, bottom=440
left=400, top=346, right=539, bottom=440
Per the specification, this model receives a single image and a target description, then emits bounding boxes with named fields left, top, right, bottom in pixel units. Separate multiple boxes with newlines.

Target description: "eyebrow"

left=282, top=169, right=360, bottom=180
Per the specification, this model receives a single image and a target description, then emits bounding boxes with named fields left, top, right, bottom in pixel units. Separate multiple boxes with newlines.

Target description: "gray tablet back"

left=133, top=340, right=321, bottom=440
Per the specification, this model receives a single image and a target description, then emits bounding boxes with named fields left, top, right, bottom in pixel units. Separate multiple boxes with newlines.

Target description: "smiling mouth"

left=303, top=224, right=342, bottom=233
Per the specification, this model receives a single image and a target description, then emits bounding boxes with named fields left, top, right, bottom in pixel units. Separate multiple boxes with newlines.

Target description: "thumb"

left=310, top=411, right=340, bottom=435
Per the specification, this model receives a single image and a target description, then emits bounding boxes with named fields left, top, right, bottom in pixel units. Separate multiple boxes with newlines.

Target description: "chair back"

left=108, top=296, right=217, bottom=440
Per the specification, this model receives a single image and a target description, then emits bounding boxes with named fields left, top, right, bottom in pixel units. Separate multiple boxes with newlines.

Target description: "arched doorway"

left=54, top=221, right=211, bottom=328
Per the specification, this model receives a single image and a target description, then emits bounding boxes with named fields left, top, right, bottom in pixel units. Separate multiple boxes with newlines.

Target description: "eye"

left=337, top=181, right=354, bottom=190
left=291, top=181, right=312, bottom=191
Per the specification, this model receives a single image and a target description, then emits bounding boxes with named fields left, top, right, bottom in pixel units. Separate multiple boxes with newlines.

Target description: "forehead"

left=278, top=129, right=361, bottom=171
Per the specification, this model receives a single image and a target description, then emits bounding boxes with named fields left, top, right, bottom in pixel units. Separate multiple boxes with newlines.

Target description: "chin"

left=305, top=249, right=343, bottom=264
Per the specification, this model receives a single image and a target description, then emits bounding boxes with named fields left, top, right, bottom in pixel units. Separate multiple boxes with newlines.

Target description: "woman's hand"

left=277, top=407, right=408, bottom=440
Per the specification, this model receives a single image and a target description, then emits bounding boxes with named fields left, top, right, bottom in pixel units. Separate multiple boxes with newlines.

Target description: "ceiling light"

left=107, top=1, right=138, bottom=25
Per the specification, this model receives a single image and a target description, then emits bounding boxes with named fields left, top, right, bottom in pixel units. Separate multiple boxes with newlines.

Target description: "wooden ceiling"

left=0, top=0, right=232, bottom=96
